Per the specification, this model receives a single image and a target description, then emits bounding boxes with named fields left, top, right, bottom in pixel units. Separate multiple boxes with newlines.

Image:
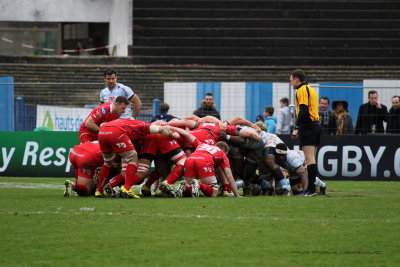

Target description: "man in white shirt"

left=99, top=69, right=142, bottom=119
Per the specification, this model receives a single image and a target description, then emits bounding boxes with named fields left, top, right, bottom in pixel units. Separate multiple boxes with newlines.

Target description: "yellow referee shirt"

left=295, top=83, right=319, bottom=122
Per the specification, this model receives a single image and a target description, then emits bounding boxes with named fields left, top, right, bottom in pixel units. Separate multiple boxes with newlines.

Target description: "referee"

left=290, top=69, right=321, bottom=196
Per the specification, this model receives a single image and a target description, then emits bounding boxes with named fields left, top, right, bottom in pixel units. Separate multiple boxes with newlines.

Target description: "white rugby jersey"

left=262, top=132, right=284, bottom=148
left=281, top=149, right=306, bottom=174
left=100, top=83, right=134, bottom=119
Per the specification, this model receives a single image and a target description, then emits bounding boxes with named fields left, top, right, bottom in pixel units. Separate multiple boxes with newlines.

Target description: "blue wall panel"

left=245, top=82, right=273, bottom=122
left=0, top=77, right=14, bottom=131
left=319, top=83, right=363, bottom=124
left=196, top=83, right=221, bottom=112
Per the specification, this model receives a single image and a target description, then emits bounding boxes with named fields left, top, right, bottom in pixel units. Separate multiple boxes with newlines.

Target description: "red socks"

left=199, top=182, right=214, bottom=196
left=109, top=174, right=125, bottom=187
left=145, top=170, right=161, bottom=187
left=223, top=184, right=232, bottom=193
left=184, top=186, right=192, bottom=197
left=74, top=183, right=89, bottom=196
left=124, top=164, right=139, bottom=190
left=166, top=164, right=184, bottom=185
left=97, top=165, right=111, bottom=193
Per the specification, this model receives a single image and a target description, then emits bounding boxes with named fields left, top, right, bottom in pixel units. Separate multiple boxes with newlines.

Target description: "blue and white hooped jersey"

left=100, top=83, right=134, bottom=119
left=262, top=132, right=284, bottom=148
left=281, top=149, right=306, bottom=174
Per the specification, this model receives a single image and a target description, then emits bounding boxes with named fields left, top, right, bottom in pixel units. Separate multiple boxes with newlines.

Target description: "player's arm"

left=85, top=116, right=101, bottom=132
left=220, top=166, right=240, bottom=197
left=169, top=126, right=196, bottom=144
left=238, top=128, right=262, bottom=142
left=130, top=94, right=142, bottom=119
left=168, top=119, right=197, bottom=129
left=183, top=114, right=200, bottom=121
left=225, top=135, right=246, bottom=144
left=227, top=117, right=261, bottom=133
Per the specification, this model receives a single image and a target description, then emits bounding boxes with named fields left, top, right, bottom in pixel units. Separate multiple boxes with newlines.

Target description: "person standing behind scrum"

left=386, top=95, right=400, bottom=134
left=100, top=69, right=142, bottom=119
left=318, top=96, right=337, bottom=135
left=332, top=100, right=354, bottom=135
left=193, top=93, right=221, bottom=120
left=151, top=102, right=177, bottom=123
left=290, top=69, right=321, bottom=197
left=276, top=97, right=291, bottom=134
left=355, top=90, right=388, bottom=135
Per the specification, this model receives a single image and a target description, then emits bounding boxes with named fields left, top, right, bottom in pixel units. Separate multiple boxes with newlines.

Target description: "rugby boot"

left=161, top=180, right=176, bottom=197
left=319, top=186, right=327, bottom=195
left=141, top=184, right=151, bottom=197
left=175, top=181, right=187, bottom=198
left=64, top=180, right=74, bottom=197
left=191, top=179, right=200, bottom=198
left=121, top=186, right=141, bottom=199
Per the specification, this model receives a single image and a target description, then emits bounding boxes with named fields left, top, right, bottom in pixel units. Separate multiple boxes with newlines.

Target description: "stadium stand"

left=132, top=0, right=400, bottom=65
left=1, top=61, right=400, bottom=109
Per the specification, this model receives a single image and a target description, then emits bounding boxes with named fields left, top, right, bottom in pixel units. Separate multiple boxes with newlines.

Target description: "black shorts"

left=299, top=123, right=321, bottom=147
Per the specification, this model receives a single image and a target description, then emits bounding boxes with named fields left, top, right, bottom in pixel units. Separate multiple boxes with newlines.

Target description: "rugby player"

left=170, top=127, right=240, bottom=198
left=96, top=119, right=178, bottom=198
left=134, top=133, right=186, bottom=197
left=274, top=143, right=327, bottom=195
left=100, top=69, right=142, bottom=119
left=79, top=96, right=129, bottom=143
left=65, top=141, right=104, bottom=196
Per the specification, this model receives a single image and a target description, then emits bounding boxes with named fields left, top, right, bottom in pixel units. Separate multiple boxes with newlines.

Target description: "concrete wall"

left=0, top=0, right=132, bottom=56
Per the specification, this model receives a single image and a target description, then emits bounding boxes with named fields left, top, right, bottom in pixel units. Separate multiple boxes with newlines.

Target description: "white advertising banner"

left=36, top=105, right=92, bottom=131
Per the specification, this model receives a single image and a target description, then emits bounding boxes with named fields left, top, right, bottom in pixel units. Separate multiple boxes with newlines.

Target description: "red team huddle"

left=65, top=94, right=263, bottom=199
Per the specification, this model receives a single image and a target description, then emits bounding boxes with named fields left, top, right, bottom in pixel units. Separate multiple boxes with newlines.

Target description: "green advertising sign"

left=0, top=132, right=79, bottom=177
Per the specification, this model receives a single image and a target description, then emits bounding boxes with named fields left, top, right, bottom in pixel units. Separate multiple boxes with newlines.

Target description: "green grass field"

left=1, top=177, right=399, bottom=267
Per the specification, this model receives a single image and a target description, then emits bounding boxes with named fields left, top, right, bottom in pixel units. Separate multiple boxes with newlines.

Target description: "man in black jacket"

left=318, top=97, right=337, bottom=135
left=355, top=90, right=388, bottom=134
left=193, top=93, right=221, bottom=119
left=387, top=95, right=400, bottom=134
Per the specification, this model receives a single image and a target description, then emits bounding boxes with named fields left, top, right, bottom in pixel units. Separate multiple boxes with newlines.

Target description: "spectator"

left=276, top=97, right=291, bottom=134
left=151, top=102, right=178, bottom=123
left=355, top=90, right=388, bottom=134
left=263, top=106, right=277, bottom=134
left=193, top=93, right=221, bottom=119
left=386, top=95, right=400, bottom=134
left=100, top=69, right=142, bottom=119
left=255, top=114, right=264, bottom=123
left=332, top=100, right=354, bottom=135
left=318, top=97, right=337, bottom=135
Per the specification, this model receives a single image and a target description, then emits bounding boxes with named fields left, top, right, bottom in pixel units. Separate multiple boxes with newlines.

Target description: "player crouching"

left=167, top=127, right=240, bottom=198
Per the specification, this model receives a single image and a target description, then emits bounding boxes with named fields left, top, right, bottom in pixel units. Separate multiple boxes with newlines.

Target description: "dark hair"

left=368, top=90, right=378, bottom=97
left=392, top=95, right=400, bottom=101
left=320, top=96, right=330, bottom=104
left=280, top=97, right=289, bottom=105
left=103, top=69, right=117, bottom=76
left=264, top=106, right=274, bottom=115
left=256, top=114, right=264, bottom=122
left=275, top=143, right=288, bottom=154
left=205, top=93, right=213, bottom=97
left=291, top=69, right=306, bottom=82
left=115, top=96, right=129, bottom=105
left=160, top=103, right=170, bottom=113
